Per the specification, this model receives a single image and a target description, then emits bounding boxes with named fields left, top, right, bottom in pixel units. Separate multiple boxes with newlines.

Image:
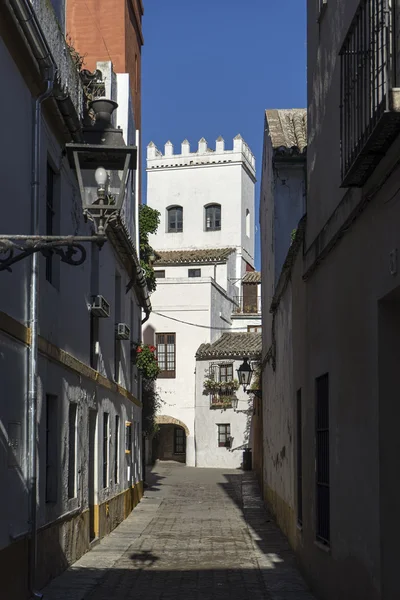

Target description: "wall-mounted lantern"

left=237, top=356, right=253, bottom=392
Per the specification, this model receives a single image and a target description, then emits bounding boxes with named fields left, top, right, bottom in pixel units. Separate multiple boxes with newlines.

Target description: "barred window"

left=156, top=333, right=176, bottom=378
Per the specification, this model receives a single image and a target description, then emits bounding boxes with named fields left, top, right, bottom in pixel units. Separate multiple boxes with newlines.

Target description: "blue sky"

left=142, top=0, right=306, bottom=269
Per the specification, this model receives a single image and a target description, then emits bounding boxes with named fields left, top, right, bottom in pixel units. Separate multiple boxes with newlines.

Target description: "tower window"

left=167, top=206, right=183, bottom=232
left=246, top=208, right=250, bottom=237
left=205, top=204, right=221, bottom=231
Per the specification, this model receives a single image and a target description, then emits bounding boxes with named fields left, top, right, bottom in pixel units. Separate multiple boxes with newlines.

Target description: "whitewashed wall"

left=0, top=33, right=143, bottom=554
left=195, top=358, right=252, bottom=468
left=147, top=136, right=256, bottom=273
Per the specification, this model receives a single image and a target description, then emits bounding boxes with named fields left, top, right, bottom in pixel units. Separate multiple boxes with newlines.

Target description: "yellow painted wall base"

left=0, top=482, right=144, bottom=600
left=264, top=484, right=298, bottom=550
left=97, top=482, right=144, bottom=540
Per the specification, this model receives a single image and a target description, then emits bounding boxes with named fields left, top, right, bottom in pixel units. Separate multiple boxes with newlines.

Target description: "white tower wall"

left=146, top=136, right=256, bottom=272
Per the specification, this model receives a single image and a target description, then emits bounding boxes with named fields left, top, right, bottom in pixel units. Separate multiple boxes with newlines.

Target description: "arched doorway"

left=152, top=416, right=189, bottom=464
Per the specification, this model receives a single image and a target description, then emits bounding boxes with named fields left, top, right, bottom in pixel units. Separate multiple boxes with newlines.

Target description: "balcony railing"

left=340, top=0, right=400, bottom=187
left=210, top=392, right=234, bottom=409
left=232, top=296, right=261, bottom=315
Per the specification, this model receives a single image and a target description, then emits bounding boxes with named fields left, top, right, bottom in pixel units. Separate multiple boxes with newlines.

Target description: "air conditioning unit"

left=90, top=295, right=110, bottom=318
left=116, top=323, right=130, bottom=340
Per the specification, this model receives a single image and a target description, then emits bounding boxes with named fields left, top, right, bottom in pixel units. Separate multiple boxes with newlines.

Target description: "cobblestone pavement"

left=41, top=463, right=317, bottom=600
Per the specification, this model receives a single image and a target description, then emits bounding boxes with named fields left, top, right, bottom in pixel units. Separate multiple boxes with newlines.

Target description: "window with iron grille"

left=188, top=268, right=201, bottom=277
left=114, top=415, right=120, bottom=484
left=296, top=389, right=303, bottom=526
left=156, top=333, right=176, bottom=378
left=125, top=421, right=132, bottom=453
left=205, top=204, right=221, bottom=231
left=174, top=427, right=185, bottom=454
left=103, top=412, right=109, bottom=488
left=217, top=424, right=231, bottom=447
left=68, top=403, right=77, bottom=499
left=167, top=206, right=183, bottom=232
left=340, top=0, right=397, bottom=186
left=45, top=394, right=58, bottom=503
left=154, top=270, right=165, bottom=279
left=316, top=374, right=330, bottom=545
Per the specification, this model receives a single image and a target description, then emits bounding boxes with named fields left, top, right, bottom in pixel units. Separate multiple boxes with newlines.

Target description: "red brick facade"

left=66, top=0, right=144, bottom=129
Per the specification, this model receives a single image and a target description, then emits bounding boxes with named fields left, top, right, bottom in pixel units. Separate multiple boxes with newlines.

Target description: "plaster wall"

left=262, top=277, right=296, bottom=546
left=195, top=358, right=252, bottom=468
left=273, top=163, right=306, bottom=283
left=144, top=277, right=235, bottom=466
left=306, top=0, right=361, bottom=245
left=0, top=25, right=144, bottom=592
left=288, top=111, right=400, bottom=600
left=147, top=137, right=256, bottom=272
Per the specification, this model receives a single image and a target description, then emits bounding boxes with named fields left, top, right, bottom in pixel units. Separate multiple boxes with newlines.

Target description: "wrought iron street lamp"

left=237, top=356, right=253, bottom=392
left=0, top=98, right=136, bottom=272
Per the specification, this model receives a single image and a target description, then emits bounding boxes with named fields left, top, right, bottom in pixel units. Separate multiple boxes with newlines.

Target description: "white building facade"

left=0, top=2, right=147, bottom=597
left=144, top=136, right=260, bottom=468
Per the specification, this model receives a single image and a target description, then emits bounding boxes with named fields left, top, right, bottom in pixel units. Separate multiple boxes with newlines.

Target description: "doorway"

left=88, top=409, right=97, bottom=542
left=152, top=424, right=186, bottom=464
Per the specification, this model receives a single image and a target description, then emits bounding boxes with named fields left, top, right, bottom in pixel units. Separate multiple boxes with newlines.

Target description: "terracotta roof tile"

left=154, top=247, right=235, bottom=265
left=242, top=271, right=261, bottom=283
left=196, top=332, right=262, bottom=359
left=265, top=109, right=307, bottom=155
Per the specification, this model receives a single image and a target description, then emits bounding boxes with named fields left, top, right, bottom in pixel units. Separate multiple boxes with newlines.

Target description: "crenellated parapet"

left=146, top=135, right=256, bottom=177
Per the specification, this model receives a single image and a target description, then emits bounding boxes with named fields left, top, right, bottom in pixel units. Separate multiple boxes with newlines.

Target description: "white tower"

left=146, top=135, right=256, bottom=276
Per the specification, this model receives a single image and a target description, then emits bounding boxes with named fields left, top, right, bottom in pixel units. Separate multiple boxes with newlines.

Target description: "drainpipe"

left=28, top=77, right=54, bottom=600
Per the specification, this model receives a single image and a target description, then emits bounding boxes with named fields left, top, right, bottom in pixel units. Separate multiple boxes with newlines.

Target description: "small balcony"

left=232, top=295, right=261, bottom=315
left=340, top=0, right=400, bottom=187
left=210, top=391, right=234, bottom=410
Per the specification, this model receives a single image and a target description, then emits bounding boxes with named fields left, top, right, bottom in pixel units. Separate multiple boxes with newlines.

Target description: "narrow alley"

left=41, top=464, right=316, bottom=600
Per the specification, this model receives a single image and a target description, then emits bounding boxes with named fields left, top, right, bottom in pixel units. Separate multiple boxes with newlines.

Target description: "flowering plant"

left=202, top=379, right=240, bottom=395
left=136, top=344, right=160, bottom=380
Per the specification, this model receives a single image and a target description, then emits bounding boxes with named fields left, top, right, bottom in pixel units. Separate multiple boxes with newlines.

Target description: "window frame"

left=67, top=403, right=78, bottom=499
left=188, top=268, right=201, bottom=278
left=45, top=394, right=58, bottom=503
left=103, top=412, right=110, bottom=489
left=167, top=206, right=183, bottom=233
left=125, top=421, right=132, bottom=454
left=315, top=373, right=330, bottom=546
left=154, top=270, right=166, bottom=279
left=114, top=415, right=120, bottom=485
left=156, top=333, right=176, bottom=378
left=205, top=203, right=221, bottom=231
left=217, top=423, right=231, bottom=448
left=174, top=427, right=185, bottom=454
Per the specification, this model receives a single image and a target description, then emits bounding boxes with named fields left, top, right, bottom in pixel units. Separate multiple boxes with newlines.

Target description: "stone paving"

left=41, top=463, right=318, bottom=600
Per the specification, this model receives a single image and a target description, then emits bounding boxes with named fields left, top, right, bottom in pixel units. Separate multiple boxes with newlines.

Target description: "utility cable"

left=152, top=311, right=260, bottom=331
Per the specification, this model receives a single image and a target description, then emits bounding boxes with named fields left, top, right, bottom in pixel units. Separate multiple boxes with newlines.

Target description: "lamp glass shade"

left=236, top=357, right=253, bottom=389
left=66, top=144, right=136, bottom=234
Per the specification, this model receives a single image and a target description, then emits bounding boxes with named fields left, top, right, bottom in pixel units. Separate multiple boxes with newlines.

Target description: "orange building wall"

left=66, top=0, right=143, bottom=129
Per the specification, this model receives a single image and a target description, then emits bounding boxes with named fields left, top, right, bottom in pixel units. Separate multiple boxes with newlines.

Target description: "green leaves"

left=136, top=344, right=160, bottom=380
left=139, top=205, right=160, bottom=293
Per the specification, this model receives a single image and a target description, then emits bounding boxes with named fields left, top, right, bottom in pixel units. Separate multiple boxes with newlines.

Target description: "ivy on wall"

left=139, top=205, right=160, bottom=293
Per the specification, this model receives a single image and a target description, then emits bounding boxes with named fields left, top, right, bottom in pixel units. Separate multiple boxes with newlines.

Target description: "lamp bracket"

left=0, top=235, right=106, bottom=272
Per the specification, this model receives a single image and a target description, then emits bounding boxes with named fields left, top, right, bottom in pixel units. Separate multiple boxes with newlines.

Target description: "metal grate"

left=340, top=0, right=394, bottom=184
left=316, top=374, right=330, bottom=545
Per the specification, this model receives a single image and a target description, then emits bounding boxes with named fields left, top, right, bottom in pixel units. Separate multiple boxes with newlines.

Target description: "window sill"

left=314, top=539, right=331, bottom=554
